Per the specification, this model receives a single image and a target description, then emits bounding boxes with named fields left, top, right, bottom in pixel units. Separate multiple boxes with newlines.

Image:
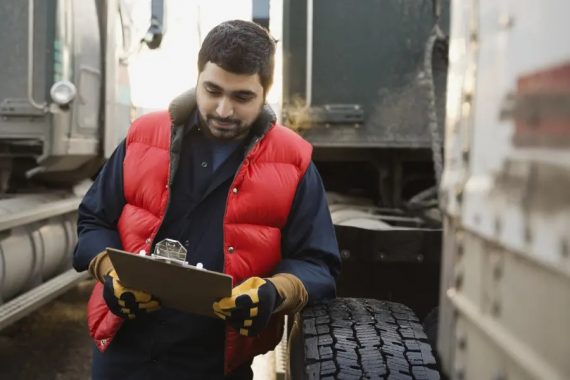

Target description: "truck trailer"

left=0, top=0, right=163, bottom=330
left=1, top=1, right=568, bottom=379
left=281, top=1, right=569, bottom=380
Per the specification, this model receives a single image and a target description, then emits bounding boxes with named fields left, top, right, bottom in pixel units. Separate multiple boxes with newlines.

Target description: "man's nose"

left=216, top=98, right=234, bottom=118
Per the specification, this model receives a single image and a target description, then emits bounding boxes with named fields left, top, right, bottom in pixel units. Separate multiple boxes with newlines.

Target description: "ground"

left=0, top=280, right=93, bottom=380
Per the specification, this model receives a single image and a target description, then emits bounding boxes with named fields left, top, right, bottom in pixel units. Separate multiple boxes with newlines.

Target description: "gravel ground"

left=0, top=280, right=94, bottom=380
left=0, top=280, right=277, bottom=380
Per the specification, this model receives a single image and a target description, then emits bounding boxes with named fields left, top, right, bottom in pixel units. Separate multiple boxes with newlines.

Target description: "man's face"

left=196, top=62, right=265, bottom=141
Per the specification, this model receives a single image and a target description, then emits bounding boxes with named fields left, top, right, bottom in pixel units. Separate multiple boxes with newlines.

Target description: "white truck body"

left=439, top=1, right=570, bottom=379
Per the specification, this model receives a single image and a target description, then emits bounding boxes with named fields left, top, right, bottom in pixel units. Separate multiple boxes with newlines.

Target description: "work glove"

left=103, top=269, right=161, bottom=319
left=88, top=250, right=113, bottom=283
left=213, top=277, right=281, bottom=337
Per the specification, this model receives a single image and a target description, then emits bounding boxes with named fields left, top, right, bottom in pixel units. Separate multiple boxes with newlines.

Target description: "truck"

left=0, top=0, right=163, bottom=330
left=1, top=1, right=568, bottom=379
left=279, top=1, right=570, bottom=379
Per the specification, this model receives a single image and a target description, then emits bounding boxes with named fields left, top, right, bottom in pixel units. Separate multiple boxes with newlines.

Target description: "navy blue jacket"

left=73, top=114, right=340, bottom=379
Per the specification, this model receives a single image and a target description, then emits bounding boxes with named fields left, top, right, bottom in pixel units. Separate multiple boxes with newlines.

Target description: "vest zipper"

left=221, top=126, right=269, bottom=275
left=221, top=116, right=274, bottom=373
left=149, top=174, right=173, bottom=253
left=149, top=124, right=179, bottom=252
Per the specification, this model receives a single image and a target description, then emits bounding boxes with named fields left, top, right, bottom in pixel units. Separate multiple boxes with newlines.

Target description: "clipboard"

left=107, top=248, right=232, bottom=318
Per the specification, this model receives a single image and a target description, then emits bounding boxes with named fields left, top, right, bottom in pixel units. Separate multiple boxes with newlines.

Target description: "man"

left=73, top=20, right=340, bottom=379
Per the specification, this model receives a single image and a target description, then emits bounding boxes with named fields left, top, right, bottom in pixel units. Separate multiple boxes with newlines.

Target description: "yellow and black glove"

left=103, top=269, right=161, bottom=319
left=213, top=277, right=281, bottom=337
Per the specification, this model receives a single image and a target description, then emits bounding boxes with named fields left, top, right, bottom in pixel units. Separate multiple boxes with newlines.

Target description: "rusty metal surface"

left=282, top=0, right=449, bottom=148
left=502, top=62, right=570, bottom=148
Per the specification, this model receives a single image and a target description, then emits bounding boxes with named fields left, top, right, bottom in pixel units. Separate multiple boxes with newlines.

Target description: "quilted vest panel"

left=223, top=126, right=312, bottom=373
left=88, top=111, right=172, bottom=351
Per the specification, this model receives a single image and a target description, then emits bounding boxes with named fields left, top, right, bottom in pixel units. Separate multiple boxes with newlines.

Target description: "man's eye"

left=234, top=95, right=253, bottom=103
left=206, top=88, right=221, bottom=96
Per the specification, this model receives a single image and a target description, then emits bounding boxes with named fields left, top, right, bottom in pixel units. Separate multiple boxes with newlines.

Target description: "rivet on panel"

left=340, top=249, right=351, bottom=260
left=457, top=333, right=467, bottom=350
left=493, top=263, right=503, bottom=280
left=456, top=230, right=465, bottom=242
left=457, top=243, right=464, bottom=257
left=456, top=188, right=464, bottom=203
left=524, top=223, right=533, bottom=243
left=492, top=301, right=501, bottom=316
left=376, top=251, right=386, bottom=261
left=453, top=308, right=460, bottom=320
left=494, top=217, right=502, bottom=236
left=494, top=370, right=508, bottom=380
left=499, top=14, right=514, bottom=29
left=560, top=240, right=569, bottom=259
left=473, top=214, right=481, bottom=225
left=455, top=365, right=466, bottom=380
left=461, top=99, right=472, bottom=118
left=454, top=272, right=464, bottom=290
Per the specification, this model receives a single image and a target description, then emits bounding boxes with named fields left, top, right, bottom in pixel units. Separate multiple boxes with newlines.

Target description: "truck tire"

left=290, top=298, right=440, bottom=380
left=422, top=307, right=439, bottom=350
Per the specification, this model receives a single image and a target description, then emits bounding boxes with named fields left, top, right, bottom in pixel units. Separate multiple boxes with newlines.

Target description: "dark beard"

left=199, top=113, right=248, bottom=141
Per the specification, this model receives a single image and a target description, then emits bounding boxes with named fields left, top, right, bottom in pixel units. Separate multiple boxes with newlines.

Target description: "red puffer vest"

left=86, top=107, right=312, bottom=374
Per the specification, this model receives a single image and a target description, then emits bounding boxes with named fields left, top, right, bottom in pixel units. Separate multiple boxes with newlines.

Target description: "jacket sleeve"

left=72, top=140, right=127, bottom=272
left=273, top=162, right=341, bottom=305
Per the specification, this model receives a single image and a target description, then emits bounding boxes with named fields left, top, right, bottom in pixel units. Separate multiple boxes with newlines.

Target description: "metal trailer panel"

left=0, top=194, right=80, bottom=302
left=334, top=224, right=442, bottom=319
left=0, top=0, right=54, bottom=134
left=103, top=0, right=135, bottom=158
left=37, top=0, right=102, bottom=170
left=0, top=0, right=103, bottom=183
left=0, top=268, right=88, bottom=331
left=69, top=0, right=102, bottom=144
left=0, top=192, right=86, bottom=330
left=282, top=0, right=307, bottom=120
left=439, top=0, right=570, bottom=378
left=282, top=0, right=450, bottom=148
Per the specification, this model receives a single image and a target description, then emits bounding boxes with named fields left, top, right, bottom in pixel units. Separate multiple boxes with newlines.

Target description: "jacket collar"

left=168, top=89, right=197, bottom=126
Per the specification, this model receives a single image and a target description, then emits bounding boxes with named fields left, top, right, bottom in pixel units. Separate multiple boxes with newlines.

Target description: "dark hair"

left=198, top=20, right=276, bottom=94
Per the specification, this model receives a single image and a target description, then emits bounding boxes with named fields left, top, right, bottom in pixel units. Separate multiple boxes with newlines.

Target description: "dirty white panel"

left=441, top=0, right=477, bottom=218
left=441, top=0, right=570, bottom=379
left=461, top=0, right=570, bottom=270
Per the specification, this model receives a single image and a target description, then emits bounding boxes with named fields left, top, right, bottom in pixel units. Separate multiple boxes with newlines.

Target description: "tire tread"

left=301, top=298, right=440, bottom=380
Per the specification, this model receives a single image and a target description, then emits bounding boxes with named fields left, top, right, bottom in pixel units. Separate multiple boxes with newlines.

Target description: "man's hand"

left=103, top=269, right=161, bottom=319
left=213, top=277, right=281, bottom=337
